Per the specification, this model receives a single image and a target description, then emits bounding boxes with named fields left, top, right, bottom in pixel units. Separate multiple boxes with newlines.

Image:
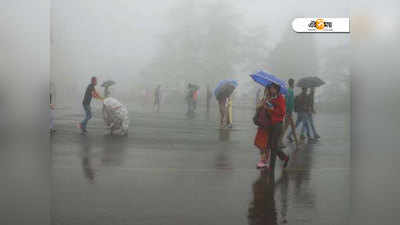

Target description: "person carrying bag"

left=253, top=88, right=273, bottom=169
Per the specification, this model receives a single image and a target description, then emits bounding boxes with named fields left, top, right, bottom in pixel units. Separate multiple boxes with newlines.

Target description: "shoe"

left=300, top=134, right=306, bottom=140
left=225, top=124, right=233, bottom=129
left=308, top=137, right=315, bottom=142
left=279, top=143, right=287, bottom=149
left=287, top=136, right=293, bottom=143
left=283, top=156, right=289, bottom=168
left=314, top=134, right=320, bottom=139
left=257, top=160, right=269, bottom=169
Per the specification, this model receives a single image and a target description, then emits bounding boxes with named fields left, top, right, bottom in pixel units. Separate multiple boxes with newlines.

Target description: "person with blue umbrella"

left=250, top=71, right=290, bottom=172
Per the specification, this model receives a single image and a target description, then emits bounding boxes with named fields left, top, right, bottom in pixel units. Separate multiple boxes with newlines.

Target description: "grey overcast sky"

left=52, top=0, right=349, bottom=100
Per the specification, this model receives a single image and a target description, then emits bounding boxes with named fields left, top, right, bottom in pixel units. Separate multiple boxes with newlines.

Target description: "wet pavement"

left=51, top=104, right=350, bottom=225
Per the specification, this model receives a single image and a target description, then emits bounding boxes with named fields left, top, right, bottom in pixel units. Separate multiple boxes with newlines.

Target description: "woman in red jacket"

left=265, top=83, right=289, bottom=171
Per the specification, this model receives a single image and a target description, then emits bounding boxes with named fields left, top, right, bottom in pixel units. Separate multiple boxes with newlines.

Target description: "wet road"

left=51, top=104, right=350, bottom=225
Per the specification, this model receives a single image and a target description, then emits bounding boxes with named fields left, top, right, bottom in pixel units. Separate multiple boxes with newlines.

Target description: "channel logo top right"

left=292, top=18, right=349, bottom=33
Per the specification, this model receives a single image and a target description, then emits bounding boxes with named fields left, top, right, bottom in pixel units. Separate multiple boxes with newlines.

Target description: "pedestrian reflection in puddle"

left=248, top=170, right=277, bottom=225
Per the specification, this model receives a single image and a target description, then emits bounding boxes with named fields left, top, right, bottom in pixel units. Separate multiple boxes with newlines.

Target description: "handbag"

left=253, top=104, right=271, bottom=129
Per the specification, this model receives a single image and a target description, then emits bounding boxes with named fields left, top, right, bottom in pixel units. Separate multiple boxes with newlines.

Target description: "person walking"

left=192, top=88, right=199, bottom=112
left=265, top=83, right=290, bottom=174
left=186, top=83, right=194, bottom=114
left=306, top=87, right=320, bottom=139
left=254, top=87, right=272, bottom=169
left=153, top=85, right=161, bottom=112
left=280, top=79, right=298, bottom=147
left=79, top=76, right=102, bottom=135
left=49, top=81, right=56, bottom=134
left=287, top=87, right=311, bottom=142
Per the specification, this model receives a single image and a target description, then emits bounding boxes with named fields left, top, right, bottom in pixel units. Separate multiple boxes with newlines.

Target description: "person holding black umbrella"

left=287, top=87, right=312, bottom=141
left=307, top=87, right=320, bottom=139
left=294, top=76, right=324, bottom=140
left=186, top=83, right=198, bottom=115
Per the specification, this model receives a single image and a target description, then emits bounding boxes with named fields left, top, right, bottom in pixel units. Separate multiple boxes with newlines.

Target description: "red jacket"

left=267, top=94, right=286, bottom=125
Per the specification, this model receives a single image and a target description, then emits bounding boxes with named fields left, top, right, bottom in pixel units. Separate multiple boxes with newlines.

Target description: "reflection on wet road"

left=51, top=105, right=349, bottom=225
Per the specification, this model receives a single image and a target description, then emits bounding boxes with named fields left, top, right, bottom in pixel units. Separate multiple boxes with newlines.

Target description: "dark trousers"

left=268, top=122, right=288, bottom=176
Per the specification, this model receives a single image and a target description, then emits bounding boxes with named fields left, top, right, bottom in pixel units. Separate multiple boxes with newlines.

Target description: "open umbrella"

left=188, top=83, right=200, bottom=91
left=250, top=70, right=288, bottom=94
left=214, top=80, right=238, bottom=100
left=296, top=76, right=325, bottom=88
left=101, top=80, right=116, bottom=87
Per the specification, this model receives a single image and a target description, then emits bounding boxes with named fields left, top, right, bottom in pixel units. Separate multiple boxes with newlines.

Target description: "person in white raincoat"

left=102, top=97, right=129, bottom=135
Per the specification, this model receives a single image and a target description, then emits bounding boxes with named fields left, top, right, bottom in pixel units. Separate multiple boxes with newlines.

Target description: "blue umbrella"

left=214, top=79, right=238, bottom=97
left=250, top=70, right=288, bottom=95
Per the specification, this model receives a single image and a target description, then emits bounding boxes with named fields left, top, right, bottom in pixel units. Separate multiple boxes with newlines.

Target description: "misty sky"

left=51, top=0, right=349, bottom=102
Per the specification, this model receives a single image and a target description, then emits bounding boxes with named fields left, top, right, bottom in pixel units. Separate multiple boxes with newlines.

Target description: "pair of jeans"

left=304, top=113, right=319, bottom=137
left=80, top=104, right=92, bottom=131
left=288, top=112, right=310, bottom=138
left=300, top=112, right=311, bottom=138
left=187, top=99, right=194, bottom=114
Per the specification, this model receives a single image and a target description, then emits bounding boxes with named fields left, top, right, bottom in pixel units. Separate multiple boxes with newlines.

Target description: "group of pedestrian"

left=52, top=76, right=319, bottom=163
left=253, top=78, right=320, bottom=170
left=286, top=87, right=320, bottom=143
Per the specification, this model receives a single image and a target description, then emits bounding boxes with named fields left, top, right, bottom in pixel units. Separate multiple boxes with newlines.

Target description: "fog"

left=51, top=0, right=349, bottom=112
left=351, top=1, right=400, bottom=224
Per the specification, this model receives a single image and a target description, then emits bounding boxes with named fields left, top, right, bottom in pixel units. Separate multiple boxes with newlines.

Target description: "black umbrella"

left=101, top=80, right=116, bottom=87
left=296, top=77, right=325, bottom=88
left=189, top=83, right=200, bottom=91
